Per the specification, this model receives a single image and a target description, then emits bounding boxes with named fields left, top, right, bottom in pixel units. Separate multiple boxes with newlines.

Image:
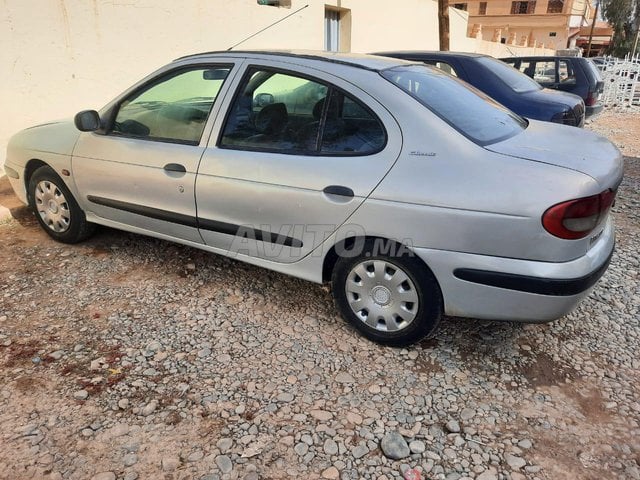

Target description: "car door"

left=195, top=61, right=402, bottom=263
left=72, top=62, right=237, bottom=243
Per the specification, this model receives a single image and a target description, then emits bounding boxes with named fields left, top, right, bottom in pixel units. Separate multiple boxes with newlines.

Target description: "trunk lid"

left=485, top=119, right=623, bottom=189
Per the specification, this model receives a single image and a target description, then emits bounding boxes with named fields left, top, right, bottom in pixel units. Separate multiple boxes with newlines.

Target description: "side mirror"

left=254, top=93, right=274, bottom=108
left=74, top=110, right=101, bottom=132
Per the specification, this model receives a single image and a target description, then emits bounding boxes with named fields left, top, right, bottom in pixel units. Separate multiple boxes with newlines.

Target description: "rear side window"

left=219, top=67, right=386, bottom=155
left=558, top=60, right=576, bottom=85
left=381, top=64, right=527, bottom=145
left=477, top=57, right=542, bottom=92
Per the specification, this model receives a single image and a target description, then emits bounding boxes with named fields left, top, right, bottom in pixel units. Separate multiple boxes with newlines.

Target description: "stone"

left=505, top=453, right=526, bottom=470
left=310, top=410, right=333, bottom=421
left=215, top=455, right=233, bottom=474
left=216, top=438, right=233, bottom=453
left=380, top=432, right=410, bottom=460
left=118, top=398, right=129, bottom=410
left=294, top=442, right=309, bottom=455
left=352, top=445, right=369, bottom=459
left=123, top=453, right=138, bottom=467
left=335, top=372, right=356, bottom=383
left=476, top=471, right=498, bottom=480
left=324, top=438, right=339, bottom=455
left=322, top=466, right=340, bottom=479
left=460, top=408, right=475, bottom=420
left=445, top=420, right=461, bottom=433
left=48, top=350, right=64, bottom=360
left=141, top=401, right=157, bottom=416
left=277, top=392, right=294, bottom=402
left=162, top=456, right=180, bottom=472
left=409, top=440, right=426, bottom=454
left=74, top=390, right=89, bottom=401
left=517, top=439, right=532, bottom=449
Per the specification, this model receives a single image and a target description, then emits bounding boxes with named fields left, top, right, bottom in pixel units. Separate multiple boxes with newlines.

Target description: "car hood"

left=486, top=119, right=623, bottom=189
left=9, top=119, right=80, bottom=156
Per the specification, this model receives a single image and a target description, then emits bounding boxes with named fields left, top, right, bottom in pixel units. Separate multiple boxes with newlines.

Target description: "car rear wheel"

left=28, top=165, right=95, bottom=243
left=331, top=240, right=443, bottom=346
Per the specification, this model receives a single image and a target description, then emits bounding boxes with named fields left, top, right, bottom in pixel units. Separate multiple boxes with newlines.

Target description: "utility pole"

left=586, top=0, right=599, bottom=57
left=632, top=27, right=640, bottom=59
left=438, top=0, right=450, bottom=51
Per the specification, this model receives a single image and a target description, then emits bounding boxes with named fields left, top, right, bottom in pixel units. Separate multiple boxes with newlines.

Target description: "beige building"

left=461, top=0, right=593, bottom=50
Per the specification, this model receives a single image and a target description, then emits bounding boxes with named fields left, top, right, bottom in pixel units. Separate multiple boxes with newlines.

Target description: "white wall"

left=0, top=0, right=441, bottom=168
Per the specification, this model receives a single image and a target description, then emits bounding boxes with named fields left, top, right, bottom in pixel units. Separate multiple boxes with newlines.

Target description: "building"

left=575, top=21, right=614, bottom=56
left=462, top=0, right=594, bottom=50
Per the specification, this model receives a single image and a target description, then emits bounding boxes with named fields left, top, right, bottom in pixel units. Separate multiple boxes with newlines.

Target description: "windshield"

left=476, top=57, right=542, bottom=93
left=381, top=65, right=528, bottom=145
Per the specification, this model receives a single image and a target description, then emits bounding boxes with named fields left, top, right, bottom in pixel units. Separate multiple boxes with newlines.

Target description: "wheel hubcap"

left=34, top=180, right=71, bottom=233
left=345, top=259, right=420, bottom=332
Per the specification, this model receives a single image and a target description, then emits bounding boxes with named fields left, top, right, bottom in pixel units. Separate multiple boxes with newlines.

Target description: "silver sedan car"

left=3, top=51, right=623, bottom=346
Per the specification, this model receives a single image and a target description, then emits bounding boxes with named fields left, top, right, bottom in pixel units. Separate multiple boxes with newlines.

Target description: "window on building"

left=324, top=8, right=340, bottom=52
left=546, top=0, right=564, bottom=13
left=510, top=1, right=536, bottom=14
left=549, top=32, right=557, bottom=37
left=453, top=3, right=468, bottom=10
left=479, top=2, right=487, bottom=14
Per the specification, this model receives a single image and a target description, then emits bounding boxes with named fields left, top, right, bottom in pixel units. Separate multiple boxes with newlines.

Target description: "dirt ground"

left=0, top=111, right=639, bottom=480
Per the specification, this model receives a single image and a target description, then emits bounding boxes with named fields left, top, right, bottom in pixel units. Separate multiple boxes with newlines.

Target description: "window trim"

left=105, top=64, right=234, bottom=146
left=216, top=65, right=388, bottom=157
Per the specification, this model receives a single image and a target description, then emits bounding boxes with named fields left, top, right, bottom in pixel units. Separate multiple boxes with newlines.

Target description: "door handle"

left=164, top=163, right=186, bottom=173
left=323, top=185, right=354, bottom=198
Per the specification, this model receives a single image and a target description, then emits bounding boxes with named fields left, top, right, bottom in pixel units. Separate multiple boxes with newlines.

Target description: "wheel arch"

left=321, top=235, right=439, bottom=285
left=23, top=159, right=49, bottom=204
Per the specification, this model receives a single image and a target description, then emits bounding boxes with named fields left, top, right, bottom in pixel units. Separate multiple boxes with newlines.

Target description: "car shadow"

left=0, top=175, right=34, bottom=226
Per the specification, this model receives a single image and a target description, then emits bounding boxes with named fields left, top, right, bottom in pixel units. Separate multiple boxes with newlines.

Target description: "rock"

left=335, top=372, right=356, bottom=383
left=460, top=408, right=475, bottom=420
left=476, top=471, right=498, bottom=480
left=409, top=440, right=426, bottom=454
left=91, top=473, right=116, bottom=480
left=188, top=450, right=204, bottom=462
left=322, top=466, right=340, bottom=479
left=310, top=409, right=333, bottom=421
left=517, top=439, right=532, bottom=449
left=123, top=473, right=138, bottom=480
left=445, top=420, right=461, bottom=433
left=110, top=423, right=129, bottom=437
left=277, top=392, right=294, bottom=402
left=215, top=455, right=233, bottom=474
left=294, top=442, right=309, bottom=455
left=505, top=453, right=526, bottom=470
left=216, top=438, right=233, bottom=453
left=141, top=401, right=157, bottom=416
left=162, top=456, right=180, bottom=472
left=346, top=412, right=363, bottom=424
left=118, top=398, right=129, bottom=410
left=123, top=453, right=138, bottom=467
left=48, top=350, right=64, bottom=360
left=352, top=444, right=369, bottom=459
left=324, top=438, right=339, bottom=455
left=74, top=390, right=89, bottom=401
left=380, top=432, right=410, bottom=460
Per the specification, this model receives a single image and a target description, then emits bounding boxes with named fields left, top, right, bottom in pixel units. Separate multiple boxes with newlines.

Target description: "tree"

left=601, top=0, right=640, bottom=56
left=438, top=0, right=450, bottom=51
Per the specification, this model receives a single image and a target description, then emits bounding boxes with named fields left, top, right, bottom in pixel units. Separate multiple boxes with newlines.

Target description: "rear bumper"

left=414, top=219, right=614, bottom=322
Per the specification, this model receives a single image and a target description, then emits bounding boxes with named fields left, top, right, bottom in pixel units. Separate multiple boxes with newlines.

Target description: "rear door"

left=194, top=61, right=403, bottom=263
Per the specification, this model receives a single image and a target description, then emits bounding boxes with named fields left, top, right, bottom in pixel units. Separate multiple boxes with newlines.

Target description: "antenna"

left=227, top=4, right=310, bottom=51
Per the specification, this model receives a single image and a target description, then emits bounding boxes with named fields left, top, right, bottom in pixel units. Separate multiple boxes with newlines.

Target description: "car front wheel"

left=28, top=165, right=95, bottom=243
left=331, top=240, right=443, bottom=346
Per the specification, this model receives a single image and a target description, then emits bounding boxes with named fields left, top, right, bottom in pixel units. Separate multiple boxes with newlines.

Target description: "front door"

left=195, top=62, right=402, bottom=263
left=72, top=63, right=235, bottom=243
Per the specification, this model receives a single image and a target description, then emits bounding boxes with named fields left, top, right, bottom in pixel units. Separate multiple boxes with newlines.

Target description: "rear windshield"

left=381, top=65, right=528, bottom=145
left=583, top=58, right=603, bottom=83
left=476, top=57, right=542, bottom=93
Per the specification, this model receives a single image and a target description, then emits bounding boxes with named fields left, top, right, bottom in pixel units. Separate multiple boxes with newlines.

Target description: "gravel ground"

left=0, top=113, right=639, bottom=480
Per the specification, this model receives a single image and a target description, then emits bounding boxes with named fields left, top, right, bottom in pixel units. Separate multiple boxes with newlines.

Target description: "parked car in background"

left=501, top=56, right=604, bottom=118
left=375, top=51, right=586, bottom=127
left=4, top=51, right=621, bottom=346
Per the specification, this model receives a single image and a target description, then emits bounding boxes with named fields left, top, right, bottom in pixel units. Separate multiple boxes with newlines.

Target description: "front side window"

left=220, top=67, right=385, bottom=155
left=112, top=66, right=231, bottom=144
left=381, top=65, right=527, bottom=145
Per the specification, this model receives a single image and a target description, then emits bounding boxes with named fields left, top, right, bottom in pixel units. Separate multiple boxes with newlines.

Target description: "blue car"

left=374, top=51, right=586, bottom=127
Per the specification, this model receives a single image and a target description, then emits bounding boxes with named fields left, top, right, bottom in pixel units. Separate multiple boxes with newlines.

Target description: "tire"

left=28, top=165, right=95, bottom=244
left=331, top=239, right=443, bottom=347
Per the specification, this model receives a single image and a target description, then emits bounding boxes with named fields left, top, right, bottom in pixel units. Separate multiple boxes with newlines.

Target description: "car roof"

left=174, top=50, right=412, bottom=72
left=374, top=51, right=487, bottom=59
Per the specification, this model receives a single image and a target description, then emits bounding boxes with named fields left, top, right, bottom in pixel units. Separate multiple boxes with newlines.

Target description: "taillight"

left=551, top=110, right=577, bottom=126
left=542, top=189, right=616, bottom=240
left=585, top=91, right=596, bottom=106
